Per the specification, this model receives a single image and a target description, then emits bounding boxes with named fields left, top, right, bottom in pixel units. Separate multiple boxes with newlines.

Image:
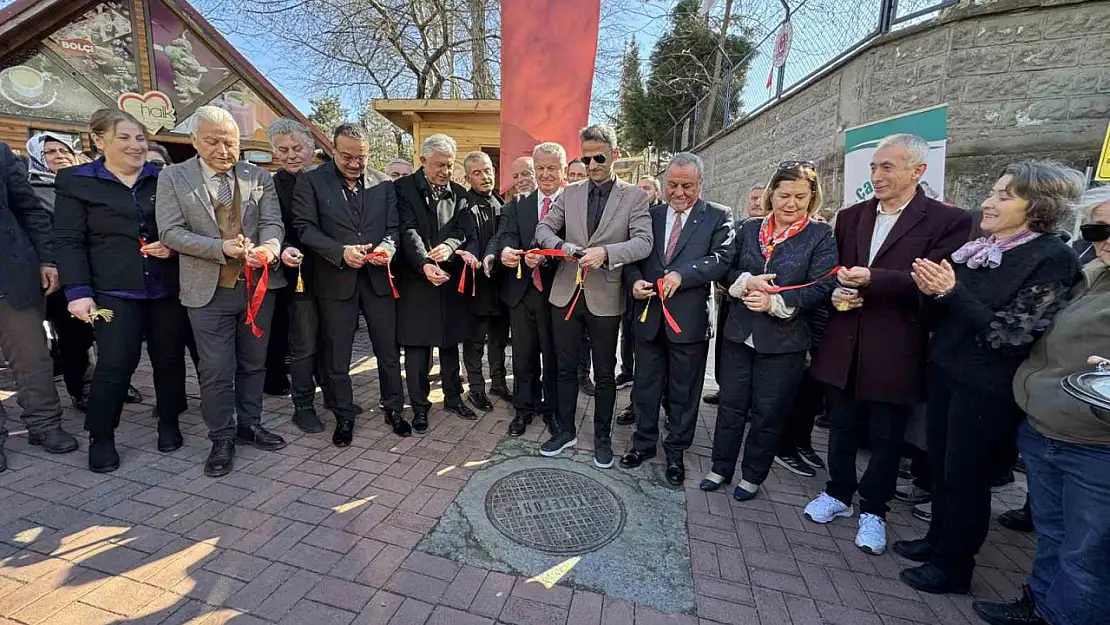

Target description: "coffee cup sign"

left=118, top=91, right=176, bottom=133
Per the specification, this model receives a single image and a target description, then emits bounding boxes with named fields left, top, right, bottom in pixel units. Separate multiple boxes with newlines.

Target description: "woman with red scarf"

left=701, top=161, right=838, bottom=501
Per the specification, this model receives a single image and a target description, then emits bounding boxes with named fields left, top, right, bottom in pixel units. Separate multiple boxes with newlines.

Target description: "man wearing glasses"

left=293, top=123, right=409, bottom=445
left=535, top=124, right=653, bottom=467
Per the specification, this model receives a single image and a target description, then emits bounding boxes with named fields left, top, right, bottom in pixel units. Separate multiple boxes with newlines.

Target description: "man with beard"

left=462, top=152, right=512, bottom=411
left=394, top=134, right=480, bottom=433
left=294, top=123, right=409, bottom=445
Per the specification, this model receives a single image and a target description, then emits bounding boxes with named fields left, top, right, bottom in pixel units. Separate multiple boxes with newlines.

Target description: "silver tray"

left=1061, top=364, right=1110, bottom=411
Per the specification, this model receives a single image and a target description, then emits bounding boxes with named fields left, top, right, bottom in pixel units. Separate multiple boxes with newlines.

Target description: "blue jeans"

left=1020, top=420, right=1110, bottom=625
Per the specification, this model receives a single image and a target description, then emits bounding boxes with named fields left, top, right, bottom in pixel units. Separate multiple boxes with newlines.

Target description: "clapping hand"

left=911, top=258, right=956, bottom=296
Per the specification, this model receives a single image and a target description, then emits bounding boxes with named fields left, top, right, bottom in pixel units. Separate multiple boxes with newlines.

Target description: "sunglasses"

left=777, top=160, right=816, bottom=171
left=579, top=154, right=608, bottom=166
left=1081, top=223, right=1110, bottom=243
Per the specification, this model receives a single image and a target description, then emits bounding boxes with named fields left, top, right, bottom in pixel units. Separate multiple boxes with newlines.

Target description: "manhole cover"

left=485, top=468, right=626, bottom=555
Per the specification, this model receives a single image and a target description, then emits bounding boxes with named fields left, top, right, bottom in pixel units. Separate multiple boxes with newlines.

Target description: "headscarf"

left=25, top=132, right=76, bottom=178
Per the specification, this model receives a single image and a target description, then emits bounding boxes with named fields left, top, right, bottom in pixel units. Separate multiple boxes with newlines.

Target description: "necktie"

left=533, top=196, right=553, bottom=291
left=216, top=173, right=232, bottom=206
left=665, top=211, right=684, bottom=263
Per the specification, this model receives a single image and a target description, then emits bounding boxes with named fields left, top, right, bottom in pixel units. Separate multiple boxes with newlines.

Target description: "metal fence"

left=649, top=0, right=956, bottom=169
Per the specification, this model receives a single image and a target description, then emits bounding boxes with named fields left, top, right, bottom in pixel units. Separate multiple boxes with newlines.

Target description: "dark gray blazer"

left=723, top=217, right=838, bottom=354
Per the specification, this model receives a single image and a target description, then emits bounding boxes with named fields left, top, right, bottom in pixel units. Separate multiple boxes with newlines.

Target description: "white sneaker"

left=803, top=492, right=853, bottom=524
left=855, top=513, right=887, bottom=555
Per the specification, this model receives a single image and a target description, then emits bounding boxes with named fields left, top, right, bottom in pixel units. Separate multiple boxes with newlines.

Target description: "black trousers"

left=86, top=296, right=187, bottom=436
left=45, top=291, right=93, bottom=399
left=710, top=340, right=806, bottom=484
left=288, top=295, right=327, bottom=411
left=925, top=367, right=1024, bottom=578
left=578, top=327, right=592, bottom=378
left=825, top=378, right=912, bottom=517
left=778, top=369, right=823, bottom=456
left=264, top=282, right=293, bottom=388
left=507, top=287, right=557, bottom=418
left=552, top=303, right=620, bottom=440
left=619, top=296, right=635, bottom=377
left=318, top=276, right=404, bottom=420
left=712, top=298, right=729, bottom=385
left=631, top=328, right=708, bottom=458
left=463, top=312, right=509, bottom=389
left=404, top=345, right=462, bottom=410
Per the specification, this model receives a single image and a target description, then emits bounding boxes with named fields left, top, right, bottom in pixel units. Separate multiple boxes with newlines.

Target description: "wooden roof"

left=373, top=99, right=500, bottom=134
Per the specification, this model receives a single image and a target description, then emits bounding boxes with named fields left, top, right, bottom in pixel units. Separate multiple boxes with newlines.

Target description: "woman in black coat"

left=701, top=162, right=838, bottom=501
left=54, top=109, right=188, bottom=473
left=894, top=160, right=1084, bottom=594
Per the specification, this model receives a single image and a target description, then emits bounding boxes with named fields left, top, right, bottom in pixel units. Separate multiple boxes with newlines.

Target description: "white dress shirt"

left=868, top=198, right=912, bottom=265
left=198, top=158, right=237, bottom=203
left=535, top=188, right=562, bottom=220
left=662, top=204, right=689, bottom=257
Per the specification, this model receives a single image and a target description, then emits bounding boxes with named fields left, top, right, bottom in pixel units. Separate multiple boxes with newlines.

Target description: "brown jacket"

left=1013, top=259, right=1110, bottom=445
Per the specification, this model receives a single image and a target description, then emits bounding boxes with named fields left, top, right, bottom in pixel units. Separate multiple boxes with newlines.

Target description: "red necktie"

left=665, top=211, right=684, bottom=263
left=532, top=196, right=552, bottom=291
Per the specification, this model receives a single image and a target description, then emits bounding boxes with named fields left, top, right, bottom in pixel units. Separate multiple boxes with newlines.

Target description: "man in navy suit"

left=619, top=152, right=734, bottom=486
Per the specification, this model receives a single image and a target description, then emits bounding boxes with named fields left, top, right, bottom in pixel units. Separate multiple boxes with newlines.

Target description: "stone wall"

left=697, top=0, right=1110, bottom=213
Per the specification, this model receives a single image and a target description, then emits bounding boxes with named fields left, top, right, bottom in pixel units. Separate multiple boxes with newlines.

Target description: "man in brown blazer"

left=804, top=134, right=972, bottom=555
left=535, top=124, right=652, bottom=468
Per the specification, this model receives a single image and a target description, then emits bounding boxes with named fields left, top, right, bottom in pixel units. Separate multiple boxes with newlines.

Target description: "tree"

left=306, top=96, right=349, bottom=138
left=614, top=38, right=649, bottom=153
left=359, top=104, right=415, bottom=170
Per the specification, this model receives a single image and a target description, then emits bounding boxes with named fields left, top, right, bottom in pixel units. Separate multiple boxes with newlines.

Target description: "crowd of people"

left=0, top=109, right=1106, bottom=625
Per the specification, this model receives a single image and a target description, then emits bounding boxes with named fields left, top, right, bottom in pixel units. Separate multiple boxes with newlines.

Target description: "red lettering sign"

left=58, top=38, right=95, bottom=56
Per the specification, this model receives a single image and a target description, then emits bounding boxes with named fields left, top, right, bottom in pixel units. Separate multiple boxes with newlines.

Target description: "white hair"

left=532, top=142, right=566, bottom=165
left=639, top=175, right=661, bottom=192
left=463, top=151, right=493, bottom=171
left=669, top=152, right=704, bottom=178
left=386, top=158, right=412, bottom=169
left=421, top=133, right=457, bottom=158
left=877, top=133, right=930, bottom=167
left=193, top=105, right=238, bottom=133
left=1074, top=185, right=1110, bottom=233
left=266, top=118, right=312, bottom=149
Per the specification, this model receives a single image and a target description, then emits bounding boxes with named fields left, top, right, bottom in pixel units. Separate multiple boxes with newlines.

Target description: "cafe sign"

left=57, top=37, right=95, bottom=56
left=118, top=91, right=176, bottom=133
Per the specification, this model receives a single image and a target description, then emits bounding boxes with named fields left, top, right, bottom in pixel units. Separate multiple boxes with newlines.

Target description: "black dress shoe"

left=467, top=390, right=494, bottom=411
left=615, top=405, right=635, bottom=426
left=385, top=410, right=411, bottom=437
left=204, top=440, right=235, bottom=477
left=615, top=372, right=634, bottom=389
left=507, top=415, right=529, bottom=437
left=998, top=506, right=1033, bottom=533
left=898, top=563, right=970, bottom=595
left=88, top=434, right=120, bottom=473
left=703, top=391, right=720, bottom=405
left=333, top=420, right=354, bottom=447
left=28, top=427, right=79, bottom=454
left=489, top=383, right=513, bottom=402
left=892, top=538, right=934, bottom=563
left=665, top=457, right=685, bottom=487
left=292, top=408, right=325, bottom=434
left=234, top=424, right=287, bottom=451
left=578, top=376, right=596, bottom=397
left=619, top=449, right=655, bottom=469
left=126, top=385, right=143, bottom=404
left=445, top=399, right=478, bottom=421
left=157, top=412, right=184, bottom=452
left=412, top=410, right=429, bottom=434
left=973, top=585, right=1047, bottom=625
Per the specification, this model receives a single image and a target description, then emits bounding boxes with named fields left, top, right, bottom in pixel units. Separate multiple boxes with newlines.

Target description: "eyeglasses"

left=1081, top=223, right=1110, bottom=243
left=579, top=154, right=607, bottom=166
left=777, top=160, right=816, bottom=171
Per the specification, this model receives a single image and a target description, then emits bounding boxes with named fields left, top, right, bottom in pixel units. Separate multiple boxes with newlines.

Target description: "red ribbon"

left=564, top=265, right=587, bottom=321
left=763, top=266, right=842, bottom=294
left=364, top=251, right=400, bottom=299
left=654, top=278, right=683, bottom=334
left=457, top=262, right=477, bottom=296
left=243, top=263, right=269, bottom=338
left=524, top=248, right=575, bottom=259
left=139, top=236, right=148, bottom=257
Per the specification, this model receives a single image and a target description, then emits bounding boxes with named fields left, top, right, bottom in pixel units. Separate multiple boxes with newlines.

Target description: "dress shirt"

left=663, top=204, right=690, bottom=257
left=868, top=198, right=912, bottom=265
left=535, top=188, right=562, bottom=220
left=199, top=158, right=236, bottom=202
left=587, top=177, right=615, bottom=237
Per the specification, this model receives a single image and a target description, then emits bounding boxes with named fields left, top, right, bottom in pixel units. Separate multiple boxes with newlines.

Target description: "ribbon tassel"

left=295, top=266, right=304, bottom=293
left=244, top=264, right=269, bottom=338
left=564, top=265, right=588, bottom=321
left=655, top=278, right=683, bottom=334
left=457, top=263, right=476, bottom=295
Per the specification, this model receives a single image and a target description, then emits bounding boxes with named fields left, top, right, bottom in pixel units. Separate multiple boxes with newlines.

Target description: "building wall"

left=697, top=0, right=1110, bottom=214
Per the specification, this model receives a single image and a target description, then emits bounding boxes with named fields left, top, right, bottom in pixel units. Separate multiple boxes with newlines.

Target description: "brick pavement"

left=0, top=333, right=1033, bottom=624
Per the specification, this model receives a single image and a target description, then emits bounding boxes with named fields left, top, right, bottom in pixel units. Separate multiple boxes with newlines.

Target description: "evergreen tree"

left=615, top=38, right=648, bottom=153
left=306, top=96, right=349, bottom=137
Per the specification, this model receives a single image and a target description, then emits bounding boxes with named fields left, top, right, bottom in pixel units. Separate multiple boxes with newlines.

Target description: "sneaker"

left=614, top=372, right=634, bottom=389
left=804, top=492, right=853, bottom=524
left=540, top=431, right=578, bottom=457
left=855, top=513, right=887, bottom=555
left=895, top=484, right=932, bottom=505
left=973, top=585, right=1047, bottom=625
left=593, top=441, right=614, bottom=469
left=912, top=501, right=932, bottom=522
left=774, top=453, right=816, bottom=477
left=797, top=447, right=825, bottom=470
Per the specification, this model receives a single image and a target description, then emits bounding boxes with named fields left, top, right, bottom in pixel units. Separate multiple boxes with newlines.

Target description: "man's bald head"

left=511, top=156, right=536, bottom=195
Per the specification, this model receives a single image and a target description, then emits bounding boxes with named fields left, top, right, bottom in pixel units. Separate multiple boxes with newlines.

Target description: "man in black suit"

left=620, top=153, right=733, bottom=486
left=484, top=142, right=567, bottom=437
left=394, top=134, right=479, bottom=433
left=460, top=151, right=511, bottom=411
left=0, top=141, right=78, bottom=470
left=293, top=123, right=410, bottom=445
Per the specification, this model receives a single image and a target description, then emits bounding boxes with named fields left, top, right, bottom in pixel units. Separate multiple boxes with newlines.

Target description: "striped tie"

left=216, top=173, right=232, bottom=206
left=665, top=211, right=684, bottom=263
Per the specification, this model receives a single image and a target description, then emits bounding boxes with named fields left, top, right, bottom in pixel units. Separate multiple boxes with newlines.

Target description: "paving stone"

left=311, top=576, right=376, bottom=613
left=276, top=599, right=355, bottom=625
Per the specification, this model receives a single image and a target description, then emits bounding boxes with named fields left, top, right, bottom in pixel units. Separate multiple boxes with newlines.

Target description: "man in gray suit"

left=157, top=106, right=288, bottom=477
left=535, top=123, right=652, bottom=467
